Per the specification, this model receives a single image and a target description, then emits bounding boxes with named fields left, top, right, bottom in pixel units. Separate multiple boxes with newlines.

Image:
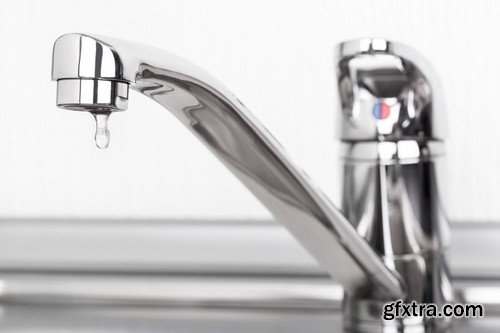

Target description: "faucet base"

left=342, top=252, right=453, bottom=332
left=343, top=315, right=452, bottom=333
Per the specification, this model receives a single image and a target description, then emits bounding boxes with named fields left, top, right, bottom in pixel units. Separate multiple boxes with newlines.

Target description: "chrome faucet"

left=51, top=34, right=450, bottom=331
left=335, top=40, right=452, bottom=331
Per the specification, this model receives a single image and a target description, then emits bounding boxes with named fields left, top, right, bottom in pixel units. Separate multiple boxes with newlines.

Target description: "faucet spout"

left=51, top=33, right=405, bottom=299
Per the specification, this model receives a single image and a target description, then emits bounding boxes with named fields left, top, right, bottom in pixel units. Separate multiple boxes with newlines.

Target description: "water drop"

left=91, top=111, right=111, bottom=149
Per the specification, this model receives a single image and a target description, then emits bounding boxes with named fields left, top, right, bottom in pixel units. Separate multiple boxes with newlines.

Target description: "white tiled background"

left=0, top=0, right=498, bottom=221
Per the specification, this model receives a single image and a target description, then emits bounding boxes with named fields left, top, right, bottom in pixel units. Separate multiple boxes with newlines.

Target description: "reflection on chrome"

left=336, top=39, right=451, bottom=331
left=52, top=35, right=449, bottom=332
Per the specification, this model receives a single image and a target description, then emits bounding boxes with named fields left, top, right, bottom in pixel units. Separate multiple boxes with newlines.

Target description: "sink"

left=0, top=305, right=362, bottom=332
left=0, top=304, right=498, bottom=332
left=0, top=272, right=497, bottom=332
left=0, top=219, right=499, bottom=332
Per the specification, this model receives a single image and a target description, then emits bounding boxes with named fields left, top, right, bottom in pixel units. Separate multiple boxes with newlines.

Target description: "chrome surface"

left=56, top=78, right=129, bottom=111
left=335, top=39, right=450, bottom=330
left=51, top=33, right=405, bottom=303
left=335, top=38, right=445, bottom=142
left=340, top=141, right=444, bottom=164
left=50, top=34, right=454, bottom=331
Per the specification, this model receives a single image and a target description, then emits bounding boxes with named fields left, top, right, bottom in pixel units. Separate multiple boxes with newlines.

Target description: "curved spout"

left=51, top=33, right=405, bottom=299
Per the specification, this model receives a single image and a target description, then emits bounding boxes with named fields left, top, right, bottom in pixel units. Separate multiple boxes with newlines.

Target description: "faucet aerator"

left=56, top=78, right=128, bottom=149
left=56, top=78, right=129, bottom=112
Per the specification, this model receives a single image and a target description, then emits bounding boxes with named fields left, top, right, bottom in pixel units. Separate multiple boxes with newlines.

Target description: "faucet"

left=51, top=34, right=451, bottom=331
left=335, top=40, right=452, bottom=331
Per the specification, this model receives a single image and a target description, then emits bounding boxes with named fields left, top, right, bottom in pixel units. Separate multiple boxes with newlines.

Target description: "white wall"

left=0, top=0, right=497, bottom=221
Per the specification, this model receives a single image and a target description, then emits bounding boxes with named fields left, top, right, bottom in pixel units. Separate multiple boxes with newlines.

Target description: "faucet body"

left=52, top=34, right=450, bottom=331
left=335, top=40, right=452, bottom=330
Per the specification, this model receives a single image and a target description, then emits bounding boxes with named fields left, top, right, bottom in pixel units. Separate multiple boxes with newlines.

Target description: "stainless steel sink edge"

left=0, top=218, right=497, bottom=279
left=0, top=219, right=498, bottom=315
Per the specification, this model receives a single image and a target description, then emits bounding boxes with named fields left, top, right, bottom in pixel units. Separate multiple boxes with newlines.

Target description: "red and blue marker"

left=373, top=101, right=391, bottom=120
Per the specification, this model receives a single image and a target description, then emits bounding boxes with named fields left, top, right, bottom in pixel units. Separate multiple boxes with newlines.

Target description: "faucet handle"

left=334, top=39, right=445, bottom=142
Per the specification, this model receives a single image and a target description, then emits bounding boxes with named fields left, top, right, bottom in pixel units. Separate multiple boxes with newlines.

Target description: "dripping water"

left=91, top=111, right=112, bottom=149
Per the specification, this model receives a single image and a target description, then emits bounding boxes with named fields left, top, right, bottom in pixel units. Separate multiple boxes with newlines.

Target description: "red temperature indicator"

left=373, top=102, right=391, bottom=119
